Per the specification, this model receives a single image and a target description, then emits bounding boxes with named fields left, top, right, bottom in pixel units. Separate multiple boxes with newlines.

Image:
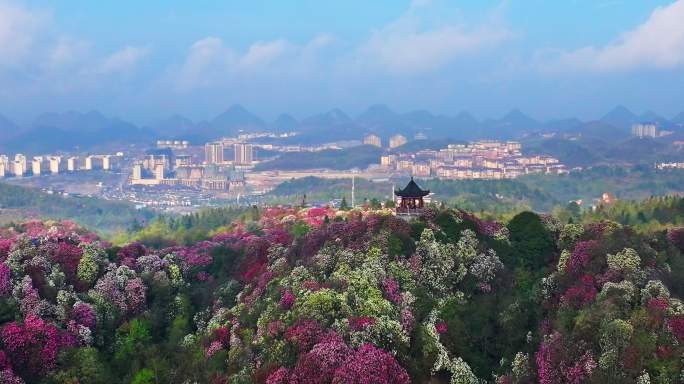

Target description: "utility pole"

left=351, top=175, right=355, bottom=208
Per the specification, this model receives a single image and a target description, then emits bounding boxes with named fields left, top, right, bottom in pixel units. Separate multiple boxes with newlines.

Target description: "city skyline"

left=0, top=0, right=683, bottom=124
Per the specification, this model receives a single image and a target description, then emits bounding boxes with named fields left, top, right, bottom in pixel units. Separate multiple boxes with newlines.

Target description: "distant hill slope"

left=1, top=105, right=682, bottom=154
left=254, top=145, right=383, bottom=171
left=0, top=114, right=20, bottom=147
left=0, top=182, right=155, bottom=233
left=1, top=110, right=154, bottom=153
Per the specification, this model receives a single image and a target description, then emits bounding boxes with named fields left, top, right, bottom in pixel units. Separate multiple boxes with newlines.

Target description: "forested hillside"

left=267, top=167, right=684, bottom=214
left=2, top=203, right=684, bottom=382
left=0, top=183, right=154, bottom=234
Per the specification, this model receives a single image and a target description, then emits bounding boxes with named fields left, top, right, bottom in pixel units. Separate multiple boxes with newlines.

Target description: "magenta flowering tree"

left=117, top=242, right=147, bottom=267
left=71, top=302, right=97, bottom=329
left=284, top=319, right=325, bottom=353
left=1, top=315, right=74, bottom=379
left=49, top=241, right=83, bottom=281
left=0, top=263, right=10, bottom=297
left=566, top=240, right=599, bottom=275
left=266, top=367, right=290, bottom=384
left=382, top=277, right=402, bottom=304
left=348, top=316, right=376, bottom=331
left=124, top=278, right=147, bottom=315
left=535, top=333, right=564, bottom=384
left=668, top=315, right=684, bottom=341
left=290, top=335, right=352, bottom=382
left=459, top=210, right=505, bottom=238
left=280, top=289, right=295, bottom=310
left=331, top=343, right=410, bottom=384
left=667, top=228, right=684, bottom=253
left=560, top=274, right=597, bottom=308
left=0, top=239, right=13, bottom=261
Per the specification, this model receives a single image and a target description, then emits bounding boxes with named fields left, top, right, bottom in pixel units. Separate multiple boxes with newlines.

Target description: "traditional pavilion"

left=394, top=177, right=430, bottom=214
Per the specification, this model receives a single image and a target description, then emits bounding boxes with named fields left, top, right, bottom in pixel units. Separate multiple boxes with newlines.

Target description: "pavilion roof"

left=394, top=177, right=430, bottom=197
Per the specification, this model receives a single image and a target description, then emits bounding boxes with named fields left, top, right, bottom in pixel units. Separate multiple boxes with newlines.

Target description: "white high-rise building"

left=14, top=154, right=26, bottom=173
left=32, top=156, right=49, bottom=175
left=363, top=134, right=382, bottom=147
left=67, top=157, right=80, bottom=172
left=132, top=163, right=143, bottom=180
left=234, top=143, right=254, bottom=165
left=154, top=164, right=165, bottom=180
left=0, top=155, right=8, bottom=177
left=632, top=123, right=657, bottom=138
left=49, top=156, right=65, bottom=174
left=205, top=142, right=224, bottom=164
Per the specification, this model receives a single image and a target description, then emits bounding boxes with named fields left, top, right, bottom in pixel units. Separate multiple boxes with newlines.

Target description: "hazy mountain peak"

left=602, top=105, right=637, bottom=120
left=303, top=108, right=352, bottom=126
left=673, top=111, right=684, bottom=124
left=357, top=104, right=400, bottom=124
left=502, top=108, right=534, bottom=121
left=33, top=110, right=114, bottom=133
left=151, top=114, right=195, bottom=136
left=272, top=113, right=299, bottom=132
left=639, top=110, right=671, bottom=126
left=327, top=108, right=351, bottom=122
left=358, top=104, right=395, bottom=117
left=0, top=114, right=18, bottom=130
left=211, top=105, right=265, bottom=134
left=600, top=105, right=640, bottom=130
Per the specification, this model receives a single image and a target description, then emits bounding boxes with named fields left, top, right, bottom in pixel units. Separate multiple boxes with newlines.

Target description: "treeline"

left=115, top=206, right=252, bottom=247
left=582, top=195, right=684, bottom=231
left=0, top=182, right=154, bottom=234
left=266, top=166, right=684, bottom=215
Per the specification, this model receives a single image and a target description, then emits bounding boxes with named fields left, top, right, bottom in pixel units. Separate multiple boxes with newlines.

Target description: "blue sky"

left=1, top=0, right=684, bottom=124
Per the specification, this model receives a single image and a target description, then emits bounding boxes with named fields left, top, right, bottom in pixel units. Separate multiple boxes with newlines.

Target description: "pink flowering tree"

left=1, top=315, right=74, bottom=379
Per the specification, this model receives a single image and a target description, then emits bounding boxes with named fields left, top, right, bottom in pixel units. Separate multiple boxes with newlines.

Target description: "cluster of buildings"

left=156, top=140, right=190, bottom=150
left=363, top=134, right=409, bottom=149
left=656, top=162, right=684, bottom=170
left=377, top=140, right=567, bottom=179
left=0, top=153, right=122, bottom=178
left=632, top=123, right=674, bottom=138
left=129, top=140, right=252, bottom=191
left=632, top=123, right=658, bottom=138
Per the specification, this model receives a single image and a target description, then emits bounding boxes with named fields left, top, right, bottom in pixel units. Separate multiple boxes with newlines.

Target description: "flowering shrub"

left=566, top=240, right=599, bottom=274
left=290, top=335, right=352, bottom=382
left=381, top=277, right=402, bottom=304
left=2, top=315, right=74, bottom=379
left=279, top=289, right=295, bottom=310
left=0, top=263, right=10, bottom=296
left=560, top=274, right=597, bottom=308
left=285, top=319, right=325, bottom=353
left=606, top=248, right=641, bottom=272
left=331, top=343, right=410, bottom=384
left=71, top=302, right=97, bottom=329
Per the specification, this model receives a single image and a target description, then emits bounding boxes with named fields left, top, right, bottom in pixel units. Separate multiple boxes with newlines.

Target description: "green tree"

left=131, top=368, right=155, bottom=384
left=506, top=211, right=556, bottom=270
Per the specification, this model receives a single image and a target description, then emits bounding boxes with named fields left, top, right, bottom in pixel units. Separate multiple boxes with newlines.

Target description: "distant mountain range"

left=1, top=104, right=683, bottom=154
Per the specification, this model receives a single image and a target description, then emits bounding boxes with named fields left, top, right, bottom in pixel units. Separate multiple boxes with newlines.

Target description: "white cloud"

left=48, top=37, right=91, bottom=68
left=98, top=46, right=149, bottom=74
left=239, top=39, right=289, bottom=68
left=548, top=0, right=684, bottom=71
left=0, top=1, right=47, bottom=65
left=0, top=0, right=150, bottom=99
left=174, top=35, right=333, bottom=90
left=356, top=2, right=512, bottom=74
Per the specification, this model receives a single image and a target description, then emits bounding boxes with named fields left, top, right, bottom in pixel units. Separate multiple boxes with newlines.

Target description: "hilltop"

left=1, top=203, right=684, bottom=382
